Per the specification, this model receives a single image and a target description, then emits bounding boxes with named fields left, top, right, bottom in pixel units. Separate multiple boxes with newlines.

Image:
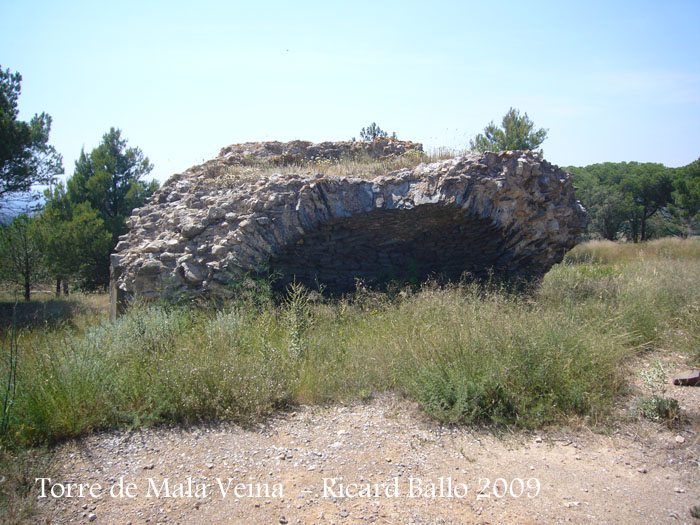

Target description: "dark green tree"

left=0, top=66, right=63, bottom=211
left=36, top=183, right=72, bottom=295
left=67, top=127, right=158, bottom=244
left=64, top=202, right=113, bottom=289
left=470, top=108, right=548, bottom=153
left=359, top=122, right=396, bottom=142
left=669, top=159, right=700, bottom=236
left=0, top=214, right=45, bottom=301
left=54, top=128, right=158, bottom=288
left=569, top=161, right=680, bottom=241
left=36, top=184, right=113, bottom=293
left=590, top=190, right=631, bottom=241
left=620, top=165, right=673, bottom=242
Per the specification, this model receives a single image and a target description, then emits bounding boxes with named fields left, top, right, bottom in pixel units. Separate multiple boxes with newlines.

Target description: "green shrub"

left=638, top=360, right=680, bottom=424
left=639, top=395, right=680, bottom=423
left=395, top=285, right=625, bottom=426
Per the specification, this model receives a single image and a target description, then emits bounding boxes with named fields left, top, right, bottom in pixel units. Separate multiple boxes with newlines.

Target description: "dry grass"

left=565, top=237, right=700, bottom=264
left=0, top=291, right=108, bottom=330
left=217, top=148, right=465, bottom=187
left=0, top=446, right=54, bottom=522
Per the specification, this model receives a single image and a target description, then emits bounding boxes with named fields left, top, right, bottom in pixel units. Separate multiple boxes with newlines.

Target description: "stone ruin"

left=109, top=139, right=586, bottom=318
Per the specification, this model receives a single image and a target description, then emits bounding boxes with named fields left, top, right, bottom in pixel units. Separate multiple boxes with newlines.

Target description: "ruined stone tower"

left=110, top=140, right=585, bottom=318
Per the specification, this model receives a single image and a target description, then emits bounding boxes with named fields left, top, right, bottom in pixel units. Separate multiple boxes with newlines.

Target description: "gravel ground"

left=34, top=385, right=699, bottom=525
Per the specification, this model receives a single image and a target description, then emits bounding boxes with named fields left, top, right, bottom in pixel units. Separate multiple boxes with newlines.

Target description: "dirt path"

left=34, top=387, right=699, bottom=525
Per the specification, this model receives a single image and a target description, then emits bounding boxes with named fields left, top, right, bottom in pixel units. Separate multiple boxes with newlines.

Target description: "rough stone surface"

left=673, top=370, right=700, bottom=386
left=217, top=138, right=424, bottom=165
left=110, top=140, right=585, bottom=315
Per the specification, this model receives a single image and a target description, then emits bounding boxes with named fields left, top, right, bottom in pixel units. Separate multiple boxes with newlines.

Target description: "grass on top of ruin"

left=1, top=238, right=699, bottom=450
left=216, top=147, right=465, bottom=186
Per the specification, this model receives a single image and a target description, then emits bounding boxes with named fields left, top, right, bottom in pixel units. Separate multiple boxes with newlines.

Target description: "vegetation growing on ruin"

left=217, top=148, right=458, bottom=187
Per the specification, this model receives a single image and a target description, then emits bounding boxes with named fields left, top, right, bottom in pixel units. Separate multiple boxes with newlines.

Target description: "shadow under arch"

left=269, top=204, right=514, bottom=293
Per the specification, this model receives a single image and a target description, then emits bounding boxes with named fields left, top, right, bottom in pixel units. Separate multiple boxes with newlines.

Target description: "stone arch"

left=269, top=205, right=507, bottom=293
left=110, top=146, right=585, bottom=317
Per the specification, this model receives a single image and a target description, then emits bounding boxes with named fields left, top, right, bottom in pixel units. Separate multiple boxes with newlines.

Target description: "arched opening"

left=269, top=205, right=510, bottom=293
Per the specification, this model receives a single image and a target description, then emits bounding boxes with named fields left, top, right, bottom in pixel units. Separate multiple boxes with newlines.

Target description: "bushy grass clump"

left=396, top=286, right=625, bottom=426
left=7, top=305, right=297, bottom=444
left=1, top=238, right=699, bottom=446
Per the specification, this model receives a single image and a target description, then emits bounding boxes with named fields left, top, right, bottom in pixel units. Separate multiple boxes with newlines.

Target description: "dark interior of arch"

left=269, top=205, right=513, bottom=294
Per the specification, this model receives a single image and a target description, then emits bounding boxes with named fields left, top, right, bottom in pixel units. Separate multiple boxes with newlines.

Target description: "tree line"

left=567, top=160, right=700, bottom=241
left=0, top=65, right=158, bottom=300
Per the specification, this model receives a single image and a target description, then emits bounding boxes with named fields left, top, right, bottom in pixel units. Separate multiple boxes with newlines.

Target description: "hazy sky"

left=2, top=0, right=698, bottom=184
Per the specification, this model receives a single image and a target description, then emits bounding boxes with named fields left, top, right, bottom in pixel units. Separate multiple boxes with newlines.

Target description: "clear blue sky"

left=2, top=0, right=698, bottom=184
